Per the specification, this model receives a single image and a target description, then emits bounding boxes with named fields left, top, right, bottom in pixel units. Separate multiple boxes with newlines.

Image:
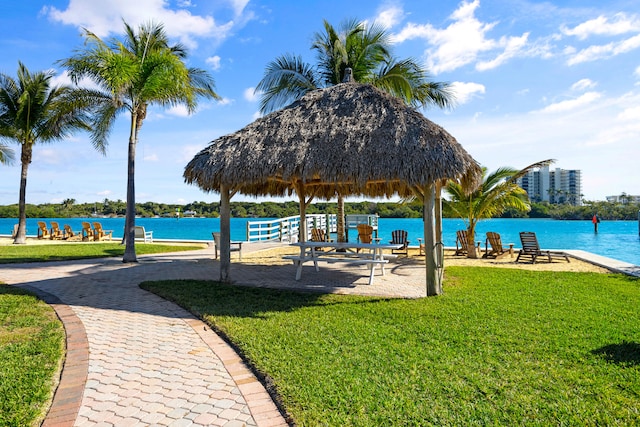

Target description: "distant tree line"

left=503, top=200, right=640, bottom=220
left=0, top=198, right=638, bottom=220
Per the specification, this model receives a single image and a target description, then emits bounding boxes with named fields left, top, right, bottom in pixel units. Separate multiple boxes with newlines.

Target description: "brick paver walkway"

left=0, top=245, right=288, bottom=427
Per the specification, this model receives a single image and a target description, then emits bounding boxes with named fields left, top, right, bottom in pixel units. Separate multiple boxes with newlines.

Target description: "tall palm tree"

left=62, top=21, right=220, bottom=262
left=444, top=160, right=554, bottom=258
left=256, top=18, right=454, bottom=242
left=0, top=62, right=103, bottom=244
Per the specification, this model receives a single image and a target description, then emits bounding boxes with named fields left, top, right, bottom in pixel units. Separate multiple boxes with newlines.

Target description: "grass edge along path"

left=0, top=285, right=65, bottom=426
left=0, top=242, right=205, bottom=264
left=142, top=267, right=640, bottom=426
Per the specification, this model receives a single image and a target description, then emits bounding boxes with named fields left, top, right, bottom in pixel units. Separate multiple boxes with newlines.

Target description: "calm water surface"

left=2, top=217, right=639, bottom=265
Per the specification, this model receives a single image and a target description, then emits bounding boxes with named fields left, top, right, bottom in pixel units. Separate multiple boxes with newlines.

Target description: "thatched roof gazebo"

left=184, top=81, right=481, bottom=295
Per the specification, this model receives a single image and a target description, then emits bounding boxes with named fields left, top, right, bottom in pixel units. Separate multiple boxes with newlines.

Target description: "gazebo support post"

left=219, top=184, right=232, bottom=282
left=423, top=183, right=442, bottom=296
left=296, top=182, right=313, bottom=243
left=435, top=181, right=443, bottom=270
left=298, top=192, right=307, bottom=243
left=336, top=194, right=346, bottom=242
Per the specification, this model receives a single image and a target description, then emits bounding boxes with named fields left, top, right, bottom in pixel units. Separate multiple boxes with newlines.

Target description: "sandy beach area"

left=0, top=236, right=611, bottom=274
left=238, top=245, right=612, bottom=274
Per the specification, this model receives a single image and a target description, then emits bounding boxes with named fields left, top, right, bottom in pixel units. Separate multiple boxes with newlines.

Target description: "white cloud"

left=392, top=0, right=529, bottom=74
left=44, top=0, right=237, bottom=47
left=166, top=105, right=190, bottom=117
left=48, top=69, right=72, bottom=86
left=635, top=66, right=640, bottom=78
left=230, top=0, right=250, bottom=16
left=561, top=13, right=640, bottom=40
left=252, top=111, right=263, bottom=121
left=49, top=69, right=101, bottom=90
left=217, top=97, right=234, bottom=106
left=537, top=91, right=602, bottom=113
left=206, top=55, right=222, bottom=71
left=179, top=144, right=205, bottom=163
left=618, top=106, right=640, bottom=121
left=566, top=34, right=640, bottom=65
left=375, top=3, right=404, bottom=29
left=243, top=87, right=261, bottom=102
left=571, top=79, right=597, bottom=91
left=143, top=153, right=159, bottom=162
left=450, top=81, right=485, bottom=105
left=476, top=33, right=529, bottom=71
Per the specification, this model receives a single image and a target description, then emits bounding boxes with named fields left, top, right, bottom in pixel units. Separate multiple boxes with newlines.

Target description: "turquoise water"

left=2, top=217, right=639, bottom=265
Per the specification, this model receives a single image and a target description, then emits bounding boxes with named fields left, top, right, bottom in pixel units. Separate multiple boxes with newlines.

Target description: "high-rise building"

left=517, top=166, right=582, bottom=205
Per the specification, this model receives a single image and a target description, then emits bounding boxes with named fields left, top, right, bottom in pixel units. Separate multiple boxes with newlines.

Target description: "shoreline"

left=3, top=217, right=639, bottom=266
left=4, top=236, right=637, bottom=277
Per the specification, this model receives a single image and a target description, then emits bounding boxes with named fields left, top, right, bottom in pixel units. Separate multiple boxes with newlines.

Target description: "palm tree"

left=256, top=18, right=454, bottom=242
left=0, top=62, right=103, bottom=244
left=62, top=198, right=76, bottom=210
left=61, top=21, right=220, bottom=262
left=444, top=160, right=554, bottom=258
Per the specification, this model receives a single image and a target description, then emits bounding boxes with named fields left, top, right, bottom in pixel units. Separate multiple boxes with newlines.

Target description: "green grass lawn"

left=142, top=267, right=640, bottom=426
left=0, top=242, right=205, bottom=264
left=0, top=285, right=65, bottom=426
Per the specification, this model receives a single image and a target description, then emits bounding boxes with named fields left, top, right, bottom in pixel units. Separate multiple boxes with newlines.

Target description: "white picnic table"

left=285, top=241, right=404, bottom=285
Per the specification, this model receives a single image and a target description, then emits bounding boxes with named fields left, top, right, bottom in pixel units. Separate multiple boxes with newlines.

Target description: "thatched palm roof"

left=184, top=82, right=480, bottom=199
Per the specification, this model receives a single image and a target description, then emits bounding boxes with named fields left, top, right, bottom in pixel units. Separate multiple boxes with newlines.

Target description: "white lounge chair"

left=134, top=226, right=153, bottom=243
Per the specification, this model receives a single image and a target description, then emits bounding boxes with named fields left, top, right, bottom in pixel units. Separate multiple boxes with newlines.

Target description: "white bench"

left=134, top=226, right=153, bottom=243
left=283, top=255, right=389, bottom=266
left=283, top=254, right=389, bottom=285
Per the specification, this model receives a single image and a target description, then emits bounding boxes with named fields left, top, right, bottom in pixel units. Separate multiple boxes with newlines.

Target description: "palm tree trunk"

left=122, top=114, right=138, bottom=263
left=336, top=194, right=345, bottom=242
left=467, top=223, right=478, bottom=259
left=13, top=143, right=31, bottom=244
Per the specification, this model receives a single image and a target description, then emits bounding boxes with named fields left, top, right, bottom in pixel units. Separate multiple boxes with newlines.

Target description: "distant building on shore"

left=517, top=165, right=582, bottom=206
left=606, top=194, right=640, bottom=203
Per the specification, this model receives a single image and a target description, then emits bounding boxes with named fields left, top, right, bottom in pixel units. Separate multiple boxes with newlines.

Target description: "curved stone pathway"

left=0, top=247, right=287, bottom=427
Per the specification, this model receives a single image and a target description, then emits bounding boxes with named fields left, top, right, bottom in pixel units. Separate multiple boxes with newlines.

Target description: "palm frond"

left=0, top=143, right=15, bottom=165
left=373, top=58, right=455, bottom=109
left=256, top=54, right=319, bottom=113
left=507, top=159, right=556, bottom=182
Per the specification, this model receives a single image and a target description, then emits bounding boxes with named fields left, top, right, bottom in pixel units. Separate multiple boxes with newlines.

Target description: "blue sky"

left=1, top=0, right=639, bottom=205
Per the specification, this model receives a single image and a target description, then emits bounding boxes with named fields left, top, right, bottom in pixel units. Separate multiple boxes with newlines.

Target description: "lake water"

left=2, top=217, right=639, bottom=266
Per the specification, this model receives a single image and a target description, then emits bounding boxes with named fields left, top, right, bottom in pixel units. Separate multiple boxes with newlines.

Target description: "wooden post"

left=296, top=182, right=307, bottom=243
left=219, top=184, right=231, bottom=283
left=423, top=183, right=442, bottom=296
left=435, top=182, right=443, bottom=270
left=337, top=193, right=345, bottom=242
